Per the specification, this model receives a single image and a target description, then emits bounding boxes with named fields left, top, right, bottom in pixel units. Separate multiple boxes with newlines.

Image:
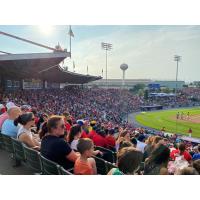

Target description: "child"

left=74, top=138, right=97, bottom=175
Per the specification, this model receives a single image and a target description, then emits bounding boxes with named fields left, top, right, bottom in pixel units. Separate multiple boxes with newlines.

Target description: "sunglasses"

left=31, top=118, right=35, bottom=121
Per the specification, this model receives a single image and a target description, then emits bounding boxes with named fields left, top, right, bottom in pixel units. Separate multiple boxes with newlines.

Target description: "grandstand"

left=0, top=29, right=200, bottom=176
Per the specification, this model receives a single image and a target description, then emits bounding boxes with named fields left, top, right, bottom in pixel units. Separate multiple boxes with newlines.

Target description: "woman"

left=144, top=144, right=170, bottom=175
left=143, top=136, right=155, bottom=161
left=108, top=147, right=143, bottom=175
left=68, top=124, right=82, bottom=151
left=14, top=112, right=41, bottom=150
left=115, top=130, right=130, bottom=151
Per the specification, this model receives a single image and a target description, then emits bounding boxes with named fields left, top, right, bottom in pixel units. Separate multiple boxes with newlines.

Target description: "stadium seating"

left=2, top=134, right=14, bottom=153
left=95, top=146, right=116, bottom=163
left=105, top=161, right=117, bottom=173
left=0, top=132, right=4, bottom=149
left=58, top=166, right=73, bottom=175
left=23, top=145, right=42, bottom=174
left=12, top=138, right=26, bottom=162
left=40, top=155, right=60, bottom=175
left=93, top=156, right=108, bottom=175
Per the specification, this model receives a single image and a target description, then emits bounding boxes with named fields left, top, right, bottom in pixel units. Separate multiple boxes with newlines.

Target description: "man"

left=188, top=128, right=192, bottom=137
left=1, top=106, right=21, bottom=138
left=176, top=112, right=180, bottom=120
left=0, top=102, right=16, bottom=130
left=136, top=134, right=147, bottom=153
left=192, top=145, right=200, bottom=161
left=187, top=112, right=190, bottom=120
left=41, top=115, right=79, bottom=170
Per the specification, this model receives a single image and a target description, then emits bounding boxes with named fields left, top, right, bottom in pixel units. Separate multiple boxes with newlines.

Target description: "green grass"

left=135, top=107, right=200, bottom=138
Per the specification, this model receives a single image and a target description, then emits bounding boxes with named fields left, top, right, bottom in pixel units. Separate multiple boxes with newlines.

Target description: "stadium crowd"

left=0, top=87, right=200, bottom=175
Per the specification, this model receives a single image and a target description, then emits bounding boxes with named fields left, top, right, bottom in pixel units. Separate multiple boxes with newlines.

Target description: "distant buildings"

left=87, top=79, right=185, bottom=90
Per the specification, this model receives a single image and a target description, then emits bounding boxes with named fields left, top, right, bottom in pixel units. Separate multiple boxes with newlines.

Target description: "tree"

left=144, top=89, right=149, bottom=100
left=130, top=84, right=146, bottom=94
left=161, top=87, right=170, bottom=93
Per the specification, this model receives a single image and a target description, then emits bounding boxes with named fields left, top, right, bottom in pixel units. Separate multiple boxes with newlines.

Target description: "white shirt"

left=17, top=126, right=33, bottom=140
left=136, top=140, right=147, bottom=153
left=70, top=139, right=79, bottom=151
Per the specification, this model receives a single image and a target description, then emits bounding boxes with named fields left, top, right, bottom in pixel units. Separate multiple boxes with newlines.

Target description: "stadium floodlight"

left=101, top=42, right=113, bottom=88
left=174, top=55, right=181, bottom=134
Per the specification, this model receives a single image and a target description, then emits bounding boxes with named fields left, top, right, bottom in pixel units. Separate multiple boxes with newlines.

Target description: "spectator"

left=38, top=122, right=48, bottom=140
left=68, top=124, right=82, bottom=151
left=0, top=102, right=16, bottom=130
left=15, top=112, right=40, bottom=150
left=1, top=106, right=21, bottom=138
left=92, top=129, right=107, bottom=148
left=170, top=143, right=192, bottom=162
left=105, top=129, right=116, bottom=149
left=74, top=138, right=97, bottom=175
left=135, top=133, right=147, bottom=153
left=192, top=159, right=200, bottom=174
left=108, top=147, right=143, bottom=175
left=41, top=115, right=79, bottom=170
left=144, top=144, right=170, bottom=175
left=178, top=167, right=199, bottom=175
left=118, top=140, right=133, bottom=151
left=192, top=145, right=200, bottom=161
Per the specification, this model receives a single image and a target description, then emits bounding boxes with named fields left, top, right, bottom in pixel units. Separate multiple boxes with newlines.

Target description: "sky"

left=0, top=25, right=200, bottom=82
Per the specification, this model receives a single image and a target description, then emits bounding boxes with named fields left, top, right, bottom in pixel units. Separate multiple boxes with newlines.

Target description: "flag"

left=87, top=65, right=88, bottom=74
left=68, top=26, right=74, bottom=37
left=102, top=69, right=103, bottom=76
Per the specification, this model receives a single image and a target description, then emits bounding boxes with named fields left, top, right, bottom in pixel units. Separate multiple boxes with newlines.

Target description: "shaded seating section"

left=95, top=146, right=117, bottom=163
left=93, top=156, right=117, bottom=175
left=0, top=132, right=4, bottom=149
left=58, top=166, right=73, bottom=175
left=0, top=135, right=73, bottom=175
left=40, top=155, right=60, bottom=175
left=12, top=138, right=26, bottom=162
left=23, top=145, right=42, bottom=173
left=2, top=134, right=14, bottom=153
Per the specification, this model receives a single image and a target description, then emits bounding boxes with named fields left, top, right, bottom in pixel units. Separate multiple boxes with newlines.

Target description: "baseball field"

left=135, top=107, right=200, bottom=138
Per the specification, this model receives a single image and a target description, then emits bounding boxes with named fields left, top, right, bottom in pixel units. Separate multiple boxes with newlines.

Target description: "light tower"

left=174, top=55, right=181, bottom=134
left=120, top=63, right=128, bottom=88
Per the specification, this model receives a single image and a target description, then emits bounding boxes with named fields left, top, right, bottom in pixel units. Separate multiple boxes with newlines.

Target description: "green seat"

left=23, top=145, right=42, bottom=173
left=58, top=166, right=73, bottom=175
left=95, top=146, right=116, bottom=163
left=105, top=161, right=117, bottom=173
left=2, top=134, right=14, bottom=153
left=0, top=132, right=4, bottom=149
left=93, top=156, right=107, bottom=175
left=40, top=155, right=60, bottom=175
left=12, top=138, right=26, bottom=162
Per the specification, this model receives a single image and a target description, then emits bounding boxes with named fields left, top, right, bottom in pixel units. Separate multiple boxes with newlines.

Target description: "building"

left=0, top=52, right=101, bottom=91
left=87, top=79, right=185, bottom=89
left=87, top=79, right=152, bottom=89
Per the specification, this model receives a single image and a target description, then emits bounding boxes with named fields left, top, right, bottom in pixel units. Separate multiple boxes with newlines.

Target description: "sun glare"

left=38, top=25, right=54, bottom=35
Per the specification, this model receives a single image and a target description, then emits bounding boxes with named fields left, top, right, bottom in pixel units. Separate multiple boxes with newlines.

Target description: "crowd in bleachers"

left=0, top=87, right=200, bottom=175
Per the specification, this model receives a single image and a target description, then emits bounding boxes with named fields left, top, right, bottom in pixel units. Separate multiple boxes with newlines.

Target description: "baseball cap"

left=6, top=102, right=17, bottom=110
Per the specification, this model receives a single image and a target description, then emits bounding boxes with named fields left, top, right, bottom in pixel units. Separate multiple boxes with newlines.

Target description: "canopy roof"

left=0, top=52, right=101, bottom=84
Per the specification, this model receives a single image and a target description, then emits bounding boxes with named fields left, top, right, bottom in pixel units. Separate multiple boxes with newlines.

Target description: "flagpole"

left=69, top=25, right=72, bottom=58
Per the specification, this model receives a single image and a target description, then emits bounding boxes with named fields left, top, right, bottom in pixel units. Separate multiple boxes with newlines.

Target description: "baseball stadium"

left=0, top=25, right=200, bottom=176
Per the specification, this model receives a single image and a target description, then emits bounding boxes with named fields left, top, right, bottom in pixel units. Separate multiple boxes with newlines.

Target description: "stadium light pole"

left=101, top=42, right=112, bottom=89
left=174, top=55, right=181, bottom=134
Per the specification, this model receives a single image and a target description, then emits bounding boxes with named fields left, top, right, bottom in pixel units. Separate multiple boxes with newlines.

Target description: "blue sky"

left=0, top=25, right=200, bottom=82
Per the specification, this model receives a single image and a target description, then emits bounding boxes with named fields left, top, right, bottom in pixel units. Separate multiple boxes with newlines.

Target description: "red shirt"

left=81, top=130, right=88, bottom=138
left=105, top=135, right=116, bottom=148
left=88, top=130, right=96, bottom=139
left=92, top=134, right=107, bottom=148
left=64, top=120, right=71, bottom=133
left=170, top=149, right=192, bottom=162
